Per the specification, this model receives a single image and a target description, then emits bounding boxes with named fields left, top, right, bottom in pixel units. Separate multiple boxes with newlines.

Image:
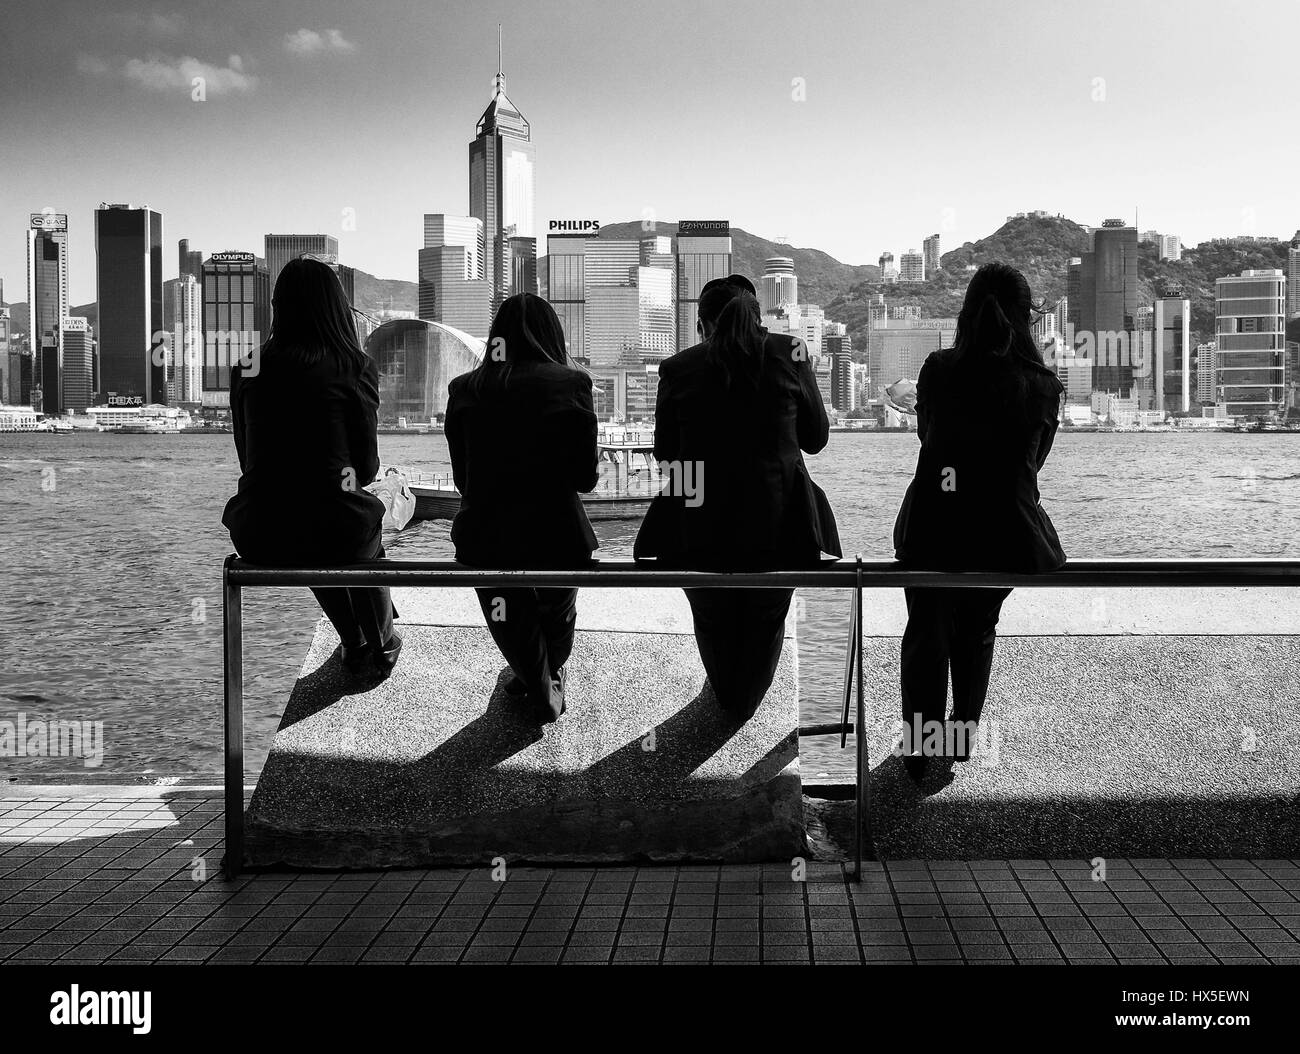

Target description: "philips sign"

left=548, top=220, right=601, bottom=232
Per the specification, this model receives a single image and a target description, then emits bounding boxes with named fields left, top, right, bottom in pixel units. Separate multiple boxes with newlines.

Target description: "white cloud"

left=284, top=28, right=356, bottom=56
left=78, top=53, right=257, bottom=95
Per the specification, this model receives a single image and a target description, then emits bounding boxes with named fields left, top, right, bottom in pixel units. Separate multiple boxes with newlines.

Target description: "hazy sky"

left=2, top=0, right=1296, bottom=304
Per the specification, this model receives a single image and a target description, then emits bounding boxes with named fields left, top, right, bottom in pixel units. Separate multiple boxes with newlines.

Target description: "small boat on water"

left=408, top=428, right=662, bottom=524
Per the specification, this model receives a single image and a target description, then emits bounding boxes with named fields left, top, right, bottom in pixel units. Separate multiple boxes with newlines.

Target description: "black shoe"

left=340, top=640, right=371, bottom=677
left=502, top=670, right=528, bottom=698
left=535, top=668, right=566, bottom=724
left=373, top=630, right=403, bottom=677
left=903, top=753, right=927, bottom=781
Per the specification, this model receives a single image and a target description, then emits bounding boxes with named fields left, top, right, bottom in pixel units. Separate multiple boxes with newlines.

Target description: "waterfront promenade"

left=2, top=787, right=1299, bottom=965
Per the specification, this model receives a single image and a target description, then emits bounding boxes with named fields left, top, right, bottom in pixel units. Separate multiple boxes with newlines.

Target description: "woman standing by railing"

left=893, top=262, right=1066, bottom=779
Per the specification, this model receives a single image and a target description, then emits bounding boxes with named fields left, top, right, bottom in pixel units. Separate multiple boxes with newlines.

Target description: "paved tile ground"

left=2, top=791, right=1299, bottom=965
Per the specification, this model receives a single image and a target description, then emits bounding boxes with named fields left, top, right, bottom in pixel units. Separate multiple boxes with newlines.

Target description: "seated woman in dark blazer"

left=222, top=257, right=402, bottom=679
left=635, top=284, right=841, bottom=719
left=445, top=293, right=599, bottom=723
left=893, top=262, right=1065, bottom=778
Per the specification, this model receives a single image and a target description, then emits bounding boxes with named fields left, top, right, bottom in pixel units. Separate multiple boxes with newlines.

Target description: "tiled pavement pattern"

left=2, top=792, right=1299, bottom=965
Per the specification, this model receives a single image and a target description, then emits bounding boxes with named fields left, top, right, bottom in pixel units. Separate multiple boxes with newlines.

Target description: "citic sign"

left=30, top=213, right=68, bottom=231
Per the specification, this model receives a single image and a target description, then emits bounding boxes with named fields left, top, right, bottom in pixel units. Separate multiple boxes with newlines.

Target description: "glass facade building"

left=1215, top=270, right=1286, bottom=419
left=1152, top=296, right=1191, bottom=413
left=546, top=232, right=587, bottom=362
left=676, top=221, right=732, bottom=349
left=364, top=318, right=485, bottom=423
left=759, top=257, right=798, bottom=315
left=59, top=317, right=94, bottom=413
left=264, top=235, right=338, bottom=294
left=1069, top=222, right=1139, bottom=394
left=201, top=251, right=270, bottom=408
left=27, top=213, right=69, bottom=414
left=95, top=205, right=165, bottom=404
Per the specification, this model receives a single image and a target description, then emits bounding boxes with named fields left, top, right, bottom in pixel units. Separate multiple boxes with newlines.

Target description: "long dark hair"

left=263, top=257, right=367, bottom=372
left=950, top=263, right=1058, bottom=380
left=469, top=293, right=574, bottom=395
left=699, top=284, right=765, bottom=389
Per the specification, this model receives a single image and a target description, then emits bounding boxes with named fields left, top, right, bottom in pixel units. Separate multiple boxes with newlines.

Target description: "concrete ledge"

left=815, top=635, right=1300, bottom=859
left=243, top=590, right=803, bottom=868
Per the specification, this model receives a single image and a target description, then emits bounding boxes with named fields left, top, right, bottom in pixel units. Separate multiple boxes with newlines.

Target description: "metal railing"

left=222, top=555, right=1300, bottom=880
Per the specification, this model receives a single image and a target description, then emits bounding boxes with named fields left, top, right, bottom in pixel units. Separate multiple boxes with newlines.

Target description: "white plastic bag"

left=365, top=468, right=417, bottom=530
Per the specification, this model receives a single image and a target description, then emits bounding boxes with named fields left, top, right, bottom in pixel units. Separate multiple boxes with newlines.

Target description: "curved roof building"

left=364, top=318, right=484, bottom=422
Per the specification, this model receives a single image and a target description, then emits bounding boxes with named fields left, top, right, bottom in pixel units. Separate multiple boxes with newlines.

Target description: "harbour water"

left=1, top=430, right=1297, bottom=782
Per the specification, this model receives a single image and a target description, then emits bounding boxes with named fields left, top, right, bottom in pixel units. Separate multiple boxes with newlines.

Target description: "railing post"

left=222, top=555, right=244, bottom=880
left=853, top=554, right=868, bottom=881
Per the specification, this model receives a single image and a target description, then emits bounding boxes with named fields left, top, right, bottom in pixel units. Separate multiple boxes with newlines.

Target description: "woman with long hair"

left=635, top=283, right=841, bottom=719
left=445, top=292, right=599, bottom=723
left=893, top=262, right=1066, bottom=778
left=222, top=257, right=402, bottom=679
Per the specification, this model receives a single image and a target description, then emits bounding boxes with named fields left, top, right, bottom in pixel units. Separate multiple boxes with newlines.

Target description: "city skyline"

left=2, top=0, right=1298, bottom=304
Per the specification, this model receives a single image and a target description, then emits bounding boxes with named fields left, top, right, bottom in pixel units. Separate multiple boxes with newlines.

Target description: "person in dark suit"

left=892, top=262, right=1066, bottom=778
left=635, top=284, right=841, bottom=719
left=445, top=293, right=599, bottom=723
left=222, top=257, right=402, bottom=680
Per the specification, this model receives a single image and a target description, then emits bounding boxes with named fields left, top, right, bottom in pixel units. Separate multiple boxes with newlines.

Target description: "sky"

left=1, top=0, right=1297, bottom=305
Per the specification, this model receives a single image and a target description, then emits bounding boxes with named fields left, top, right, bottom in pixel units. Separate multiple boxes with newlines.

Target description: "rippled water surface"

left=1, top=430, right=1296, bottom=780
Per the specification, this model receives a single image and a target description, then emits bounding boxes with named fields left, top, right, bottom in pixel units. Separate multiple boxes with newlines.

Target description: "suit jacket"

left=633, top=332, right=841, bottom=570
left=222, top=351, right=386, bottom=563
left=445, top=361, right=599, bottom=568
left=893, top=349, right=1067, bottom=572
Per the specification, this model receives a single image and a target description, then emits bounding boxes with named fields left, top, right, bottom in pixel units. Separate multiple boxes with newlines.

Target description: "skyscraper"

left=264, top=234, right=339, bottom=292
left=759, top=257, right=798, bottom=315
left=922, top=234, right=941, bottom=276
left=1287, top=245, right=1300, bottom=318
left=171, top=274, right=202, bottom=403
left=675, top=220, right=731, bottom=349
left=899, top=250, right=925, bottom=284
left=1196, top=343, right=1217, bottom=405
left=59, top=317, right=94, bottom=412
left=179, top=239, right=203, bottom=281
left=201, top=251, right=270, bottom=409
left=418, top=214, right=491, bottom=338
left=878, top=251, right=897, bottom=284
left=1067, top=220, right=1139, bottom=394
left=95, top=204, right=165, bottom=404
left=1152, top=295, right=1191, bottom=413
left=1214, top=269, right=1285, bottom=419
left=0, top=306, right=10, bottom=405
left=27, top=212, right=69, bottom=413
left=826, top=332, right=855, bottom=411
left=469, top=30, right=536, bottom=314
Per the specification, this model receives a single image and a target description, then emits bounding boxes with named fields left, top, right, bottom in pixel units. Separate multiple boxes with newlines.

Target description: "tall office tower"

left=1158, top=234, right=1182, bottom=262
left=178, top=239, right=203, bottom=281
left=1152, top=295, right=1191, bottom=413
left=635, top=265, right=674, bottom=361
left=1139, top=229, right=1160, bottom=245
left=469, top=33, right=536, bottom=314
left=1070, top=220, right=1139, bottom=393
left=27, top=212, right=70, bottom=413
left=419, top=214, right=490, bottom=337
left=640, top=236, right=673, bottom=270
left=263, top=234, right=339, bottom=292
left=96, top=204, right=165, bottom=404
left=1288, top=246, right=1300, bottom=318
left=1196, top=343, right=1217, bottom=404
left=826, top=333, right=855, bottom=411
left=546, top=228, right=587, bottom=361
left=508, top=236, right=537, bottom=299
left=1214, top=269, right=1286, bottom=419
left=868, top=318, right=957, bottom=398
left=922, top=234, right=941, bottom=276
left=586, top=239, right=640, bottom=286
left=675, top=220, right=732, bottom=349
left=899, top=250, right=925, bottom=284
left=0, top=306, right=9, bottom=404
left=171, top=274, right=202, bottom=403
left=59, top=318, right=94, bottom=412
left=201, top=251, right=270, bottom=409
left=878, top=251, right=897, bottom=284
left=759, top=257, right=798, bottom=315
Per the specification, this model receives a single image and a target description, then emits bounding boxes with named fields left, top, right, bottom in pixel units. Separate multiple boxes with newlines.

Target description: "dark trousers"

left=900, top=587, right=1012, bottom=731
left=684, top=588, right=794, bottom=714
left=475, top=587, right=579, bottom=697
left=307, top=530, right=395, bottom=651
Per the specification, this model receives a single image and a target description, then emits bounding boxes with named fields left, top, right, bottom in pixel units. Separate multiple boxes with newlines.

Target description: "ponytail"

left=703, top=289, right=765, bottom=389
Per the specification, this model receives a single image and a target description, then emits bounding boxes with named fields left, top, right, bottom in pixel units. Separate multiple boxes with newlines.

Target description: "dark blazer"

left=222, top=352, right=386, bottom=563
left=893, top=349, right=1066, bottom=572
left=634, top=332, right=841, bottom=570
left=445, top=361, right=599, bottom=568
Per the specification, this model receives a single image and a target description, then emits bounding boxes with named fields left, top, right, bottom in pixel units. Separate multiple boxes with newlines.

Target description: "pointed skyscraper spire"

left=496, top=23, right=504, bottom=92
left=475, top=23, right=529, bottom=140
